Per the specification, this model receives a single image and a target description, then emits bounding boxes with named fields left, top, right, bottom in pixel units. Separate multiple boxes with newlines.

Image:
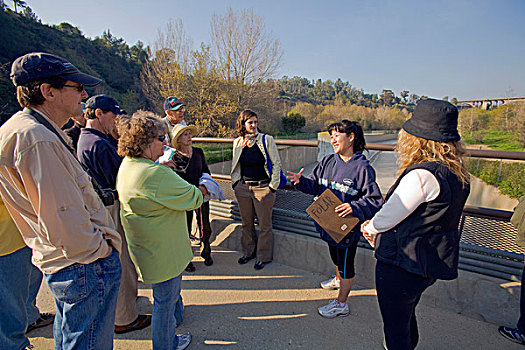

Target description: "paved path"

left=29, top=246, right=520, bottom=349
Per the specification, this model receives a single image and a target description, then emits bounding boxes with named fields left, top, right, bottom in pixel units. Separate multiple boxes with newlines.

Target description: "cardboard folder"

left=306, top=189, right=360, bottom=243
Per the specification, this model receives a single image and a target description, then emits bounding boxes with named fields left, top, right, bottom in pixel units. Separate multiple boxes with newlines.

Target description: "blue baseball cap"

left=86, top=95, right=124, bottom=115
left=163, top=96, right=184, bottom=111
left=10, top=52, right=101, bottom=86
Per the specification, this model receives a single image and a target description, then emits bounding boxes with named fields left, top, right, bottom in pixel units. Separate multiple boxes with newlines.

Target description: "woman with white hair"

left=171, top=123, right=214, bottom=271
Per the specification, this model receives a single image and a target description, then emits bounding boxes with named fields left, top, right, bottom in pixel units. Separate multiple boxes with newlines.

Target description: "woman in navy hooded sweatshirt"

left=287, top=120, right=383, bottom=318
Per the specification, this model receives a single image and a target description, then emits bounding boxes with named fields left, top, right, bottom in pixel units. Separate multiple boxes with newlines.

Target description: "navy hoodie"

left=295, top=152, right=383, bottom=248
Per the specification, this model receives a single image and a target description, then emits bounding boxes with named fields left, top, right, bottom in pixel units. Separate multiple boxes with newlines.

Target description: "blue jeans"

left=45, top=249, right=121, bottom=350
left=151, top=274, right=184, bottom=350
left=0, top=246, right=42, bottom=350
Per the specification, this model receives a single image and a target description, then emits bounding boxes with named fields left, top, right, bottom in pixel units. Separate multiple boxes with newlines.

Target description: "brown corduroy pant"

left=234, top=181, right=275, bottom=262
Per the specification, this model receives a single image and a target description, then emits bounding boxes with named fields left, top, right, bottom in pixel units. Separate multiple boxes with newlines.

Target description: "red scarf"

left=242, top=133, right=259, bottom=148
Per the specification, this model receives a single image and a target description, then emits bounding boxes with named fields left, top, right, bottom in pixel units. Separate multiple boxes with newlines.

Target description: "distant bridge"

left=457, top=96, right=525, bottom=110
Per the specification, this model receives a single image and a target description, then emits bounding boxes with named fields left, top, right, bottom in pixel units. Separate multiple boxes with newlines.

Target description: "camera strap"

left=27, top=108, right=110, bottom=202
left=28, top=108, right=76, bottom=155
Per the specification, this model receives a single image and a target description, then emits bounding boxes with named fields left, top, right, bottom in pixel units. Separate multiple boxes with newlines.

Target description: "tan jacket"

left=512, top=196, right=525, bottom=247
left=0, top=108, right=121, bottom=273
left=231, top=133, right=282, bottom=190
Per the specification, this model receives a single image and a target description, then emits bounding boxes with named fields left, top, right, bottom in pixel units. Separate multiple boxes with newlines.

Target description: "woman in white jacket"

left=231, top=110, right=282, bottom=270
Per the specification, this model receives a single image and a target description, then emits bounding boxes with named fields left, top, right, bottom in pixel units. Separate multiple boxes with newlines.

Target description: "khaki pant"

left=107, top=202, right=139, bottom=326
left=234, top=181, right=275, bottom=262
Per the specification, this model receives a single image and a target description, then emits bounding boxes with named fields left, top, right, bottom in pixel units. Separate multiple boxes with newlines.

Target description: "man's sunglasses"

left=158, top=135, right=166, bottom=142
left=63, top=84, right=85, bottom=92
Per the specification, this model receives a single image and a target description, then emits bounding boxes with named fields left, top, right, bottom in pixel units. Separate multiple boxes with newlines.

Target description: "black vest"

left=375, top=162, right=470, bottom=280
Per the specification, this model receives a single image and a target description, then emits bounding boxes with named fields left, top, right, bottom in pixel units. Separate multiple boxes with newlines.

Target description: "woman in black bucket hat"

left=361, top=98, right=471, bottom=350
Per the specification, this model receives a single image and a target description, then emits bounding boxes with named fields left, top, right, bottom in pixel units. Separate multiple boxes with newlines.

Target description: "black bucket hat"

left=10, top=52, right=101, bottom=86
left=403, top=98, right=460, bottom=142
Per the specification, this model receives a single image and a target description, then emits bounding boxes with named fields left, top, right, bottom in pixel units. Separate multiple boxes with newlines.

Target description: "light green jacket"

left=117, top=157, right=203, bottom=284
left=512, top=196, right=525, bottom=247
left=230, top=133, right=282, bottom=190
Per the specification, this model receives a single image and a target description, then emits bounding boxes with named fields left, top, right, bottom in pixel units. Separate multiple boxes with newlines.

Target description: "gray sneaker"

left=318, top=299, right=349, bottom=318
left=176, top=332, right=192, bottom=350
left=320, top=275, right=340, bottom=290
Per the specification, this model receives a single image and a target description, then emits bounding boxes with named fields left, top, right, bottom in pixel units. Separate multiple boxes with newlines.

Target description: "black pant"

left=186, top=201, right=212, bottom=258
left=376, top=261, right=436, bottom=350
left=518, top=264, right=525, bottom=332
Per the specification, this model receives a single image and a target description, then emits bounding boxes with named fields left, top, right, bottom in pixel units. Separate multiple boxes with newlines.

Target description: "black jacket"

left=375, top=162, right=470, bottom=280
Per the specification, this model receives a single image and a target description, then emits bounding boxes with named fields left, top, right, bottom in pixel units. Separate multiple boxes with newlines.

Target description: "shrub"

left=466, top=158, right=525, bottom=199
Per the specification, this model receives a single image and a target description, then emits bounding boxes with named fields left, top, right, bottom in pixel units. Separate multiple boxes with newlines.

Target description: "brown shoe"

left=26, top=313, right=55, bottom=334
left=114, top=314, right=152, bottom=334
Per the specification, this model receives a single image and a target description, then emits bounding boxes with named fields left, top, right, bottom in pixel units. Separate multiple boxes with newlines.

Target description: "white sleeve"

left=363, top=169, right=440, bottom=234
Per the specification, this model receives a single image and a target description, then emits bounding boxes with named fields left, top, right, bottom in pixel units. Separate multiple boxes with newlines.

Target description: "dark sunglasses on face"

left=157, top=135, right=166, bottom=142
left=63, top=84, right=85, bottom=92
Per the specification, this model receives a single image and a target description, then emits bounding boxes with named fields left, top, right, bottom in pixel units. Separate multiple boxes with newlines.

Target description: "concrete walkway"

left=29, top=246, right=520, bottom=349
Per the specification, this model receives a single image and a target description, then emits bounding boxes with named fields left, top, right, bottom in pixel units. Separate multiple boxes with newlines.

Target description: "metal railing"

left=198, top=137, right=524, bottom=281
left=194, top=137, right=525, bottom=161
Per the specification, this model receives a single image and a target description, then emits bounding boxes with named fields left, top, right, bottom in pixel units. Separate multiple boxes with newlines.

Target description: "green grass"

left=463, top=130, right=525, bottom=152
left=466, top=158, right=525, bottom=199
left=194, top=143, right=233, bottom=164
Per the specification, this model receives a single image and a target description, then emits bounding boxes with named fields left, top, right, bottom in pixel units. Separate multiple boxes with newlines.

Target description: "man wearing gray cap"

left=0, top=52, right=122, bottom=349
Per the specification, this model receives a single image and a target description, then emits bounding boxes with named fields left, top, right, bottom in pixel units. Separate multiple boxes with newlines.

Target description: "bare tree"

left=140, top=19, right=193, bottom=113
left=210, top=7, right=282, bottom=106
left=151, top=19, right=192, bottom=75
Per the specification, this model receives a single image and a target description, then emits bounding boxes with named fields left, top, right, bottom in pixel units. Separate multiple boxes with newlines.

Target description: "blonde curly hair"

left=396, top=129, right=470, bottom=186
left=116, top=111, right=166, bottom=158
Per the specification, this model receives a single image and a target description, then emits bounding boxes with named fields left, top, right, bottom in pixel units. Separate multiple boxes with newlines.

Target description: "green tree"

left=379, top=89, right=395, bottom=106
left=450, top=97, right=458, bottom=105
left=409, top=93, right=420, bottom=104
left=56, top=22, right=82, bottom=36
left=22, top=5, right=37, bottom=21
left=281, top=112, right=306, bottom=134
left=400, top=90, right=409, bottom=103
left=12, top=0, right=25, bottom=12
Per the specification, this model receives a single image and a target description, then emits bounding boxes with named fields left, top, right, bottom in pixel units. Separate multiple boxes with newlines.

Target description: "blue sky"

left=22, top=0, right=525, bottom=100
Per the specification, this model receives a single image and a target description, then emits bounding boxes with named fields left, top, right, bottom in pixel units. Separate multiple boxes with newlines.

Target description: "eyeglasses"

left=63, top=84, right=85, bottom=92
left=157, top=135, right=166, bottom=142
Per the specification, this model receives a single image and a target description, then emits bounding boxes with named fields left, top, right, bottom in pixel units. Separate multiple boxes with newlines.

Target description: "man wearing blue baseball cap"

left=0, top=53, right=122, bottom=350
left=163, top=96, right=187, bottom=143
left=78, top=94, right=125, bottom=190
left=77, top=94, right=152, bottom=334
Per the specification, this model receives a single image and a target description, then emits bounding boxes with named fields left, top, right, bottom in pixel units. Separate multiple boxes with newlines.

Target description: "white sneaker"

left=320, top=275, right=340, bottom=290
left=176, top=332, right=192, bottom=350
left=318, top=299, right=349, bottom=318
